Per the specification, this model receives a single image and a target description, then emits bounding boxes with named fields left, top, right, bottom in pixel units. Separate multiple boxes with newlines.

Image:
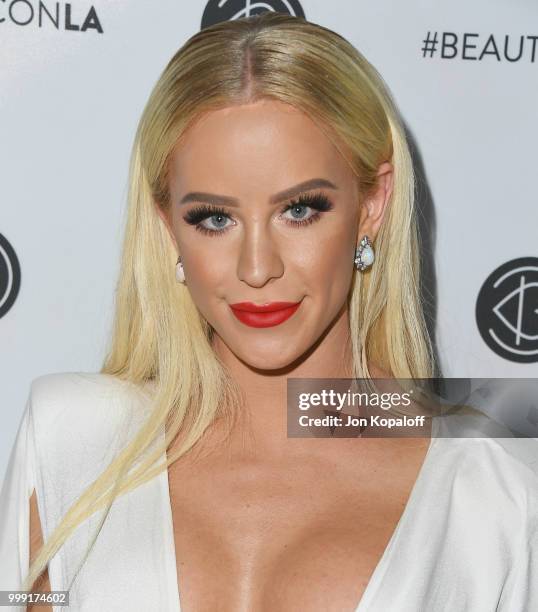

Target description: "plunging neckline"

left=160, top=417, right=440, bottom=612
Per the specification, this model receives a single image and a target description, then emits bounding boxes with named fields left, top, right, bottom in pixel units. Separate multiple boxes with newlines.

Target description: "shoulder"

left=29, top=370, right=144, bottom=406
left=27, top=372, right=155, bottom=469
left=432, top=413, right=538, bottom=531
left=23, top=373, right=158, bottom=525
left=435, top=407, right=538, bottom=478
left=485, top=436, right=538, bottom=510
left=29, top=371, right=152, bottom=422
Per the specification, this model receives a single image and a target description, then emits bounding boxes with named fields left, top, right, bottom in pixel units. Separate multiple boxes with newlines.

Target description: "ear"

left=155, top=202, right=179, bottom=252
left=357, top=161, right=394, bottom=243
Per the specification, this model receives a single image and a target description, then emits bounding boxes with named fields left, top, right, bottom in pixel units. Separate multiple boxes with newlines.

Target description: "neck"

left=210, top=302, right=355, bottom=458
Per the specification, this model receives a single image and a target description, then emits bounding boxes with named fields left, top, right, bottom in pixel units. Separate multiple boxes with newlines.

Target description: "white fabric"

left=1, top=372, right=537, bottom=612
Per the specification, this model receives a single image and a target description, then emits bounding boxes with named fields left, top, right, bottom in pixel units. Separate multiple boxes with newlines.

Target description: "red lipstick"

left=229, top=300, right=302, bottom=328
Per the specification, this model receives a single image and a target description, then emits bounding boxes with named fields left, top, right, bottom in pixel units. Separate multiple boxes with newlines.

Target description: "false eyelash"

left=287, top=191, right=334, bottom=215
left=182, top=190, right=334, bottom=236
left=183, top=204, right=230, bottom=226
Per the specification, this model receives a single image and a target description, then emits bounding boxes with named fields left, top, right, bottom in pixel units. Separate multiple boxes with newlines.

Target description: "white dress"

left=0, top=372, right=537, bottom=612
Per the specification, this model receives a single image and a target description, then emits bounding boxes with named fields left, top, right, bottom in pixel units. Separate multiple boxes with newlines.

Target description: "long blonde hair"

left=24, top=12, right=436, bottom=590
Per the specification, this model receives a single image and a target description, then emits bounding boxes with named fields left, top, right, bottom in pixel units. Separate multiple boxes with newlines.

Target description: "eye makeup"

left=181, top=191, right=334, bottom=237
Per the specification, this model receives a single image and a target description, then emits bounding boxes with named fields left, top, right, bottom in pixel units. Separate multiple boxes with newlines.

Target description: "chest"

left=166, top=449, right=425, bottom=612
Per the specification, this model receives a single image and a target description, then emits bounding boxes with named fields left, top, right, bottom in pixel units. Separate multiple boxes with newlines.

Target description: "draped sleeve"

left=0, top=386, right=37, bottom=601
left=505, top=515, right=538, bottom=610
left=496, top=435, right=538, bottom=610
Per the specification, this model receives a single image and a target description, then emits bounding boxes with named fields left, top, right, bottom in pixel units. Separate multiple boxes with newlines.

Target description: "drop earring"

left=175, top=254, right=186, bottom=284
left=354, top=235, right=375, bottom=271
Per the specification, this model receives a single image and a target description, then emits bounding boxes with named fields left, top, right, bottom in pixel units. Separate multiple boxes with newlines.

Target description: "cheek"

left=182, top=253, right=228, bottom=301
left=291, top=224, right=356, bottom=297
left=174, top=220, right=230, bottom=297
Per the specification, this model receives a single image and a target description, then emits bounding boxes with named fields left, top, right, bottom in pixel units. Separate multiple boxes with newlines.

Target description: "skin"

left=157, top=100, right=429, bottom=612
left=154, top=100, right=432, bottom=610
left=158, top=98, right=395, bottom=457
left=28, top=99, right=432, bottom=611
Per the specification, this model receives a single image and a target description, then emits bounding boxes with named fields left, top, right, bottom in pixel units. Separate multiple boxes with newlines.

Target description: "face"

left=157, top=99, right=392, bottom=370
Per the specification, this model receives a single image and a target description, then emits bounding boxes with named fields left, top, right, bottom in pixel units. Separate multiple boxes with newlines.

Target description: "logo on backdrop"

left=0, top=233, right=21, bottom=320
left=201, top=0, right=305, bottom=29
left=476, top=257, right=538, bottom=363
left=0, top=1, right=103, bottom=33
left=421, top=32, right=538, bottom=63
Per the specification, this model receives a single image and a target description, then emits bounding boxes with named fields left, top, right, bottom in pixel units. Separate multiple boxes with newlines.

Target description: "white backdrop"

left=1, top=0, right=537, bottom=485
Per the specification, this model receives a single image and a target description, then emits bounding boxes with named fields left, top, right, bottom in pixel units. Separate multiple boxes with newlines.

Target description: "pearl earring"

left=354, top=235, right=375, bottom=271
left=175, top=255, right=186, bottom=284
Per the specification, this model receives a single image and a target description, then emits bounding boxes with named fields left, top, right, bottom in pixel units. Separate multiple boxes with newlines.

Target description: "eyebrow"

left=178, top=178, right=338, bottom=207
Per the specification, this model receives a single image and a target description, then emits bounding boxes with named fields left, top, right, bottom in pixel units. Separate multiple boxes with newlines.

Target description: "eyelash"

left=182, top=191, right=334, bottom=237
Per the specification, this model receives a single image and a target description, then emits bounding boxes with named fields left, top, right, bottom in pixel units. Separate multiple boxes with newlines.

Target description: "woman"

left=1, top=12, right=537, bottom=612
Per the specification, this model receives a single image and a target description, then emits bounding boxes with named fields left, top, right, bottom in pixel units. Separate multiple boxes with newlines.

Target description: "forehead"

left=168, top=99, right=354, bottom=194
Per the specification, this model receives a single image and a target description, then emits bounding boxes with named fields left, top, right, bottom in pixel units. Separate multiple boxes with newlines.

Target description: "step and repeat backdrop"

left=1, top=0, right=537, bottom=482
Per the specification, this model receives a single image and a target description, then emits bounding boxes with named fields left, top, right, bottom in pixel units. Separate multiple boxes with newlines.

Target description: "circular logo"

left=476, top=257, right=538, bottom=363
left=201, top=0, right=305, bottom=30
left=0, top=233, right=22, bottom=319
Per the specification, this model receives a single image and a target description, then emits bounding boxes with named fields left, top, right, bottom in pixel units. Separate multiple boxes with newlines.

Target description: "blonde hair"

left=24, top=12, right=436, bottom=590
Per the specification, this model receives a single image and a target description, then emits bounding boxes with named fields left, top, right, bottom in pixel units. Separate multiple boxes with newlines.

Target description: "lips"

left=229, top=300, right=302, bottom=328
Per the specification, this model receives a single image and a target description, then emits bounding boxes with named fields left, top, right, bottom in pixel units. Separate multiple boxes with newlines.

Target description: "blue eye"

left=285, top=204, right=311, bottom=221
left=182, top=205, right=234, bottom=236
left=281, top=194, right=333, bottom=226
left=182, top=191, right=334, bottom=236
left=198, top=211, right=231, bottom=233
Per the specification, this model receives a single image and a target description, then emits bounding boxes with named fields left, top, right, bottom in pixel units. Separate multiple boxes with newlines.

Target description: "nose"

left=236, top=223, right=284, bottom=288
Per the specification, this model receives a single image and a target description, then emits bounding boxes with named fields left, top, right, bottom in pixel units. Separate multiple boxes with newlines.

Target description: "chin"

left=244, top=355, right=299, bottom=372
left=235, top=341, right=304, bottom=372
